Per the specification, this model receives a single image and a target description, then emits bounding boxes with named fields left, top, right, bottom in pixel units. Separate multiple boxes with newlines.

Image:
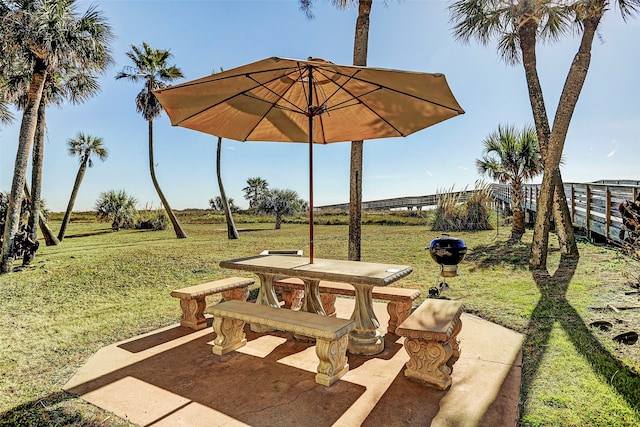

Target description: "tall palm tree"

left=57, top=132, right=108, bottom=241
left=452, top=0, right=640, bottom=268
left=242, top=177, right=270, bottom=209
left=476, top=124, right=543, bottom=240
left=300, top=0, right=372, bottom=261
left=116, top=42, right=187, bottom=239
left=529, top=0, right=640, bottom=267
left=0, top=0, right=113, bottom=273
left=216, top=136, right=239, bottom=239
left=450, top=0, right=580, bottom=268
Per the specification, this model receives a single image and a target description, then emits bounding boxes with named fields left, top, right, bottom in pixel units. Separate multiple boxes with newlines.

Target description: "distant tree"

left=476, top=124, right=542, bottom=240
left=94, top=190, right=138, bottom=231
left=209, top=196, right=239, bottom=213
left=243, top=177, right=269, bottom=209
left=259, top=188, right=305, bottom=230
left=116, top=41, right=187, bottom=239
left=58, top=133, right=108, bottom=241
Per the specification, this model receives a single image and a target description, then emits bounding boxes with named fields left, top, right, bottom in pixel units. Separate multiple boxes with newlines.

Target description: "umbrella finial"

left=307, top=57, right=333, bottom=64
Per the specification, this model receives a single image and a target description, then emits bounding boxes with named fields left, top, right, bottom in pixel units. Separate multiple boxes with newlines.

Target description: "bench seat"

left=274, top=278, right=420, bottom=334
left=396, top=299, right=464, bottom=390
left=171, top=277, right=255, bottom=330
left=207, top=300, right=355, bottom=386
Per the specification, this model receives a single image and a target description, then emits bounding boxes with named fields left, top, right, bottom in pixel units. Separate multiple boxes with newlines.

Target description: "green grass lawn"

left=0, top=216, right=639, bottom=426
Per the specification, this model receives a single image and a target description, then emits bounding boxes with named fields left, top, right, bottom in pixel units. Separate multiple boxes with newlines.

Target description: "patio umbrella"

left=153, top=56, right=464, bottom=262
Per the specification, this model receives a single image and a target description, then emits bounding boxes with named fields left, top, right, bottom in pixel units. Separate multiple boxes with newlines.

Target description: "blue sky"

left=1, top=0, right=639, bottom=212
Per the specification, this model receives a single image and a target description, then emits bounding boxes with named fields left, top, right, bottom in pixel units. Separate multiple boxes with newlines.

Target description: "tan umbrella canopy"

left=154, top=56, right=464, bottom=262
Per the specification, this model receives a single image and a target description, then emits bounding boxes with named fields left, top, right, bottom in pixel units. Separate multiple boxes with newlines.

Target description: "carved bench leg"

left=221, top=286, right=250, bottom=302
left=403, top=338, right=453, bottom=390
left=320, top=293, right=337, bottom=317
left=447, top=317, right=463, bottom=370
left=314, top=335, right=349, bottom=386
left=281, top=289, right=304, bottom=310
left=179, top=297, right=207, bottom=330
left=387, top=300, right=411, bottom=334
left=212, top=317, right=247, bottom=355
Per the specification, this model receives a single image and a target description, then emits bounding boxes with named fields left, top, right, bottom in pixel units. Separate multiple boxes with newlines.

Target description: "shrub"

left=94, top=190, right=137, bottom=231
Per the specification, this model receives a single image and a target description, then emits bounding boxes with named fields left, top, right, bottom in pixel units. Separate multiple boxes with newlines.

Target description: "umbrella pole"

left=307, top=65, right=314, bottom=264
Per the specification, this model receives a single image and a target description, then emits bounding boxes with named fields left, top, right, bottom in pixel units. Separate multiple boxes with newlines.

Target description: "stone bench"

left=171, top=277, right=255, bottom=330
left=274, top=278, right=420, bottom=334
left=206, top=300, right=355, bottom=386
left=396, top=299, right=464, bottom=390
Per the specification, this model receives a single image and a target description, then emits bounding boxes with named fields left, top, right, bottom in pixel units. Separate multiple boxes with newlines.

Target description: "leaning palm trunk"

left=57, top=158, right=88, bottom=242
left=23, top=184, right=59, bottom=247
left=1, top=65, right=47, bottom=273
left=552, top=172, right=578, bottom=256
left=148, top=120, right=187, bottom=239
left=519, top=21, right=578, bottom=268
left=216, top=137, right=239, bottom=240
left=348, top=0, right=372, bottom=262
left=531, top=18, right=598, bottom=268
left=23, top=98, right=46, bottom=265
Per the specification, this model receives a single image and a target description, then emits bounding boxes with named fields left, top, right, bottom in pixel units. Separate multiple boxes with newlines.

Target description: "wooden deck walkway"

left=492, top=180, right=640, bottom=244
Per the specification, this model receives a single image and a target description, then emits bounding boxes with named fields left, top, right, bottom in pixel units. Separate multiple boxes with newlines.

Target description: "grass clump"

left=431, top=182, right=493, bottom=231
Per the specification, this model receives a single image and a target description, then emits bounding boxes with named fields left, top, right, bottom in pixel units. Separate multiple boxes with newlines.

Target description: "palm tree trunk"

left=348, top=0, right=372, bottom=261
left=57, top=160, right=88, bottom=242
left=553, top=172, right=578, bottom=256
left=511, top=179, right=525, bottom=240
left=148, top=119, right=187, bottom=239
left=1, top=64, right=47, bottom=273
left=217, top=137, right=239, bottom=239
left=530, top=17, right=598, bottom=268
left=23, top=98, right=46, bottom=265
left=27, top=101, right=59, bottom=249
left=23, top=183, right=59, bottom=247
left=519, top=21, right=578, bottom=268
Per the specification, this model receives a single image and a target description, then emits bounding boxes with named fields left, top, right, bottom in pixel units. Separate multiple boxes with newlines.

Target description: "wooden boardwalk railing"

left=491, top=180, right=640, bottom=244
left=317, top=190, right=476, bottom=211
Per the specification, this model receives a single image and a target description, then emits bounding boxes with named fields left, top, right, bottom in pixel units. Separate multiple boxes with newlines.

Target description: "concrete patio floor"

left=64, top=297, right=523, bottom=427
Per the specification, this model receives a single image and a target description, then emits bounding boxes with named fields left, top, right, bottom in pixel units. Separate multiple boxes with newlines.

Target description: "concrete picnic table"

left=219, top=254, right=413, bottom=355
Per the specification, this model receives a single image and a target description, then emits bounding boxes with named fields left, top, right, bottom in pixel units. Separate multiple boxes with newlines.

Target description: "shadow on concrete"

left=67, top=327, right=365, bottom=427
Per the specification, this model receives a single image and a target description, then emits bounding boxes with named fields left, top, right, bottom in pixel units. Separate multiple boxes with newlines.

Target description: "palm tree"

left=0, top=0, right=113, bottom=273
left=242, top=177, right=270, bottom=209
left=450, top=0, right=580, bottom=268
left=10, top=64, right=102, bottom=260
left=476, top=124, right=543, bottom=241
left=451, top=0, right=640, bottom=268
left=94, top=189, right=137, bottom=231
left=529, top=0, right=640, bottom=267
left=209, top=196, right=238, bottom=212
left=300, top=0, right=371, bottom=261
left=216, top=136, right=239, bottom=239
left=259, top=188, right=305, bottom=230
left=115, top=42, right=187, bottom=239
left=57, top=132, right=108, bottom=241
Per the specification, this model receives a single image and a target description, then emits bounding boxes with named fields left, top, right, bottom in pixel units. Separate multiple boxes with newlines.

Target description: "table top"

left=220, top=255, right=413, bottom=286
